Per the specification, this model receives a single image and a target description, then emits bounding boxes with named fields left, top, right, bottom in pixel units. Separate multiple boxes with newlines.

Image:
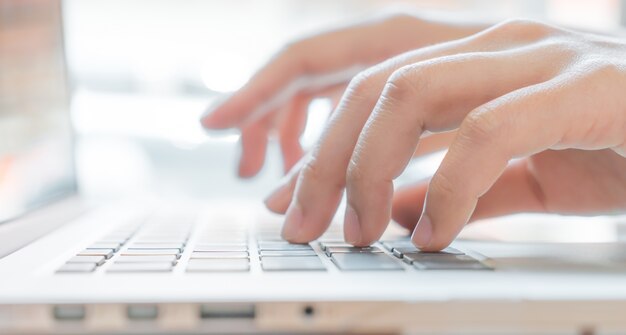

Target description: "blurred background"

left=64, top=0, right=625, bottom=201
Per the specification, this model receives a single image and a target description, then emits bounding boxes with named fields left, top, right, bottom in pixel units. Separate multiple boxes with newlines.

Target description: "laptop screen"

left=0, top=0, right=76, bottom=223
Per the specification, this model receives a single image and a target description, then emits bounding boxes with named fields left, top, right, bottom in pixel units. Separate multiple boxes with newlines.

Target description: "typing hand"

left=201, top=13, right=486, bottom=177
left=264, top=19, right=626, bottom=250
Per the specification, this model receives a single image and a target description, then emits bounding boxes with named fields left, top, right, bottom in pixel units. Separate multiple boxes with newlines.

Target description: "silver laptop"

left=1, top=2, right=626, bottom=334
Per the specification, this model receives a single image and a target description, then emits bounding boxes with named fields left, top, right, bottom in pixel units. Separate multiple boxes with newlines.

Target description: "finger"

left=264, top=157, right=307, bottom=213
left=237, top=118, right=271, bottom=178
left=275, top=82, right=347, bottom=173
left=280, top=37, right=484, bottom=243
left=328, top=88, right=345, bottom=111
left=269, top=129, right=459, bottom=220
left=391, top=181, right=428, bottom=231
left=200, top=48, right=353, bottom=130
left=346, top=48, right=566, bottom=246
left=267, top=129, right=457, bottom=220
left=278, top=94, right=310, bottom=173
left=201, top=15, right=425, bottom=129
left=391, top=159, right=546, bottom=230
left=414, top=79, right=569, bottom=251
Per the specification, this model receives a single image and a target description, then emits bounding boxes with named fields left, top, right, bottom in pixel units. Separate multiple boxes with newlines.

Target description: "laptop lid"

left=0, top=0, right=76, bottom=224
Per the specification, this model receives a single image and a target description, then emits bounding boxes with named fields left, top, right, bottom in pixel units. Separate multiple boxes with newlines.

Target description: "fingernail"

left=412, top=214, right=432, bottom=248
left=281, top=201, right=303, bottom=241
left=344, top=206, right=361, bottom=245
left=264, top=188, right=283, bottom=207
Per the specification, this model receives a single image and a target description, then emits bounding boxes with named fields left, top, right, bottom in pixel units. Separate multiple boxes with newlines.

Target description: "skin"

left=202, top=14, right=626, bottom=251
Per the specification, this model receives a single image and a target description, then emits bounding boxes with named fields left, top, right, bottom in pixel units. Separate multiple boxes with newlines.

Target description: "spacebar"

left=331, top=253, right=403, bottom=271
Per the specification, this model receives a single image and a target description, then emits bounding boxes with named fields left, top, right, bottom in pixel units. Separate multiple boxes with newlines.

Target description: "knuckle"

left=300, top=155, right=345, bottom=192
left=429, top=171, right=457, bottom=199
left=385, top=13, right=418, bottom=26
left=485, top=18, right=555, bottom=41
left=346, top=157, right=365, bottom=187
left=346, top=141, right=369, bottom=187
left=280, top=39, right=306, bottom=58
left=300, top=158, right=323, bottom=184
left=277, top=39, right=315, bottom=73
left=346, top=69, right=378, bottom=100
left=346, top=147, right=382, bottom=192
left=383, top=65, right=426, bottom=103
left=569, top=58, right=623, bottom=87
left=586, top=59, right=622, bottom=78
left=538, top=37, right=580, bottom=58
left=459, top=107, right=502, bottom=145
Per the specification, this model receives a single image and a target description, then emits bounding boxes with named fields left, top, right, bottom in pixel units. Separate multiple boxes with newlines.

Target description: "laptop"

left=1, top=1, right=626, bottom=334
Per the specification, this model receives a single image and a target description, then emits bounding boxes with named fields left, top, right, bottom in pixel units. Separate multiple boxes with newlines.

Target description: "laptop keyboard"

left=56, top=211, right=492, bottom=274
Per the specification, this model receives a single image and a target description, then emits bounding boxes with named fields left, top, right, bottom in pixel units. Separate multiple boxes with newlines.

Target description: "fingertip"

left=237, top=148, right=262, bottom=178
left=411, top=212, right=455, bottom=252
left=264, top=186, right=292, bottom=214
left=343, top=205, right=362, bottom=245
left=200, top=113, right=224, bottom=129
left=411, top=214, right=432, bottom=248
left=281, top=201, right=304, bottom=242
left=237, top=162, right=260, bottom=179
left=201, top=92, right=243, bottom=129
left=264, top=198, right=288, bottom=214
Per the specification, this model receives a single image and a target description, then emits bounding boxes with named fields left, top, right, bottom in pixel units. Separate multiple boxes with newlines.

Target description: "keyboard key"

left=319, top=242, right=353, bottom=251
left=127, top=305, right=158, bottom=320
left=133, top=239, right=188, bottom=244
left=331, top=253, right=403, bottom=271
left=57, top=263, right=97, bottom=273
left=67, top=255, right=106, bottom=266
left=78, top=249, right=114, bottom=259
left=381, top=240, right=413, bottom=250
left=195, top=240, right=247, bottom=246
left=88, top=243, right=121, bottom=251
left=134, top=235, right=184, bottom=240
left=259, top=250, right=317, bottom=257
left=413, top=260, right=492, bottom=270
left=127, top=246, right=183, bottom=253
left=53, top=305, right=86, bottom=320
left=401, top=253, right=474, bottom=265
left=186, top=259, right=249, bottom=272
left=201, top=234, right=247, bottom=239
left=116, top=255, right=178, bottom=264
left=129, top=243, right=185, bottom=249
left=261, top=256, right=325, bottom=271
left=324, top=246, right=381, bottom=256
left=121, top=249, right=180, bottom=256
left=391, top=245, right=463, bottom=256
left=191, top=251, right=249, bottom=259
left=194, top=245, right=247, bottom=252
left=108, top=262, right=173, bottom=273
left=257, top=242, right=312, bottom=251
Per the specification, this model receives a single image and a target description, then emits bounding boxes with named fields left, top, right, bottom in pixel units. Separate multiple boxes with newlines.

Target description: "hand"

left=201, top=12, right=486, bottom=177
left=264, top=19, right=626, bottom=250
